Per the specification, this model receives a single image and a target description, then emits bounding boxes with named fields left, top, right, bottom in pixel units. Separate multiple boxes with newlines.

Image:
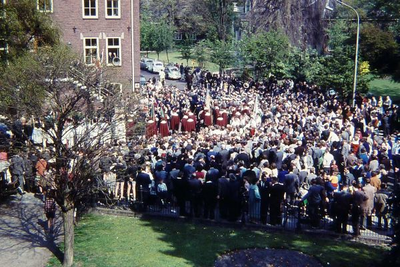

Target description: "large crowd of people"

left=1, top=71, right=399, bottom=236
left=127, top=73, right=398, bottom=235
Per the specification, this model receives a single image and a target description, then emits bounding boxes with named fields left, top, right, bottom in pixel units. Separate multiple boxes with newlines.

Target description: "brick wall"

left=51, top=0, right=140, bottom=92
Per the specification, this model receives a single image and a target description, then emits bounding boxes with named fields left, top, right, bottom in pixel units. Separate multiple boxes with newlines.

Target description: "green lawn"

left=47, top=214, right=388, bottom=267
left=369, top=77, right=400, bottom=103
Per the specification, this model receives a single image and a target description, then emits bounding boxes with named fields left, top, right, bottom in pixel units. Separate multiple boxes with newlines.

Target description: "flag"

left=149, top=101, right=155, bottom=121
left=159, top=105, right=165, bottom=120
left=205, top=89, right=211, bottom=110
left=253, top=95, right=259, bottom=117
left=251, top=95, right=262, bottom=127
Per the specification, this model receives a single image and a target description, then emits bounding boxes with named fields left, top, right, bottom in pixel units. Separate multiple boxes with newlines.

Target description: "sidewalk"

left=0, top=193, right=62, bottom=267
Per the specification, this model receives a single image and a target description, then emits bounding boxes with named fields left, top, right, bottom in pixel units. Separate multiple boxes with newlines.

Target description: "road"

left=141, top=69, right=186, bottom=90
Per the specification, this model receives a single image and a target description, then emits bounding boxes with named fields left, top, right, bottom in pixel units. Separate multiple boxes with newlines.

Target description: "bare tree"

left=0, top=45, right=125, bottom=267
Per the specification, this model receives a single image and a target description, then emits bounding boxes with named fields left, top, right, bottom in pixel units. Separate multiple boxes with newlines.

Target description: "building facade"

left=49, top=0, right=140, bottom=93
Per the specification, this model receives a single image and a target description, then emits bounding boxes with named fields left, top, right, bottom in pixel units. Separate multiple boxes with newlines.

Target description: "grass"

left=369, top=76, right=400, bottom=104
left=141, top=51, right=219, bottom=72
left=47, top=214, right=389, bottom=267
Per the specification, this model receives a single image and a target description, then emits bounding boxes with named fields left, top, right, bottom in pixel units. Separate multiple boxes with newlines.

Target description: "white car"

left=140, top=58, right=154, bottom=70
left=143, top=58, right=155, bottom=71
left=165, top=66, right=181, bottom=80
left=150, top=61, right=164, bottom=74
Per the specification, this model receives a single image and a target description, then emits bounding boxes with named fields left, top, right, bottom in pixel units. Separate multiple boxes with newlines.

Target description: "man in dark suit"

left=218, top=145, right=230, bottom=170
left=275, top=147, right=284, bottom=171
left=269, top=176, right=285, bottom=225
left=331, top=142, right=344, bottom=176
left=188, top=176, right=202, bottom=218
left=183, top=158, right=196, bottom=180
left=284, top=165, right=299, bottom=205
left=258, top=173, right=270, bottom=224
left=352, top=183, right=368, bottom=236
left=135, top=167, right=152, bottom=210
left=206, top=161, right=220, bottom=179
left=227, top=173, right=242, bottom=222
left=235, top=149, right=250, bottom=168
left=332, top=184, right=352, bottom=233
left=202, top=175, right=218, bottom=220
left=172, top=173, right=189, bottom=216
left=217, top=175, right=229, bottom=219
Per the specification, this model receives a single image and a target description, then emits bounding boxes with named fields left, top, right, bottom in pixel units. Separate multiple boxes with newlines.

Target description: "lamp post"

left=325, top=0, right=360, bottom=107
left=336, top=1, right=360, bottom=108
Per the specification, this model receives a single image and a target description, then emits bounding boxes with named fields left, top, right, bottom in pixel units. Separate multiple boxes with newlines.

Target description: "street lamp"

left=325, top=0, right=360, bottom=107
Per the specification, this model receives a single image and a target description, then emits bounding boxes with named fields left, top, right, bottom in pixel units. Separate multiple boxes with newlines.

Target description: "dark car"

left=140, top=75, right=147, bottom=86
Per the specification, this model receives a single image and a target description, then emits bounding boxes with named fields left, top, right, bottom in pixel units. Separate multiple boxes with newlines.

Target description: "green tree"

left=188, top=0, right=235, bottom=41
left=358, top=0, right=400, bottom=19
left=140, top=21, right=156, bottom=57
left=287, top=47, right=323, bottom=83
left=0, top=46, right=120, bottom=267
left=359, top=23, right=398, bottom=74
left=179, top=37, right=194, bottom=66
left=317, top=20, right=370, bottom=101
left=140, top=20, right=175, bottom=61
left=192, top=40, right=209, bottom=68
left=152, top=22, right=175, bottom=60
left=240, top=31, right=290, bottom=79
left=348, top=0, right=400, bottom=81
left=207, top=39, right=234, bottom=76
left=140, top=0, right=179, bottom=25
left=0, top=0, right=59, bottom=67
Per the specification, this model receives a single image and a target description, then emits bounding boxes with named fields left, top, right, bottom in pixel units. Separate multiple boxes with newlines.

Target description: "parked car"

left=140, top=58, right=147, bottom=70
left=165, top=66, right=181, bottom=80
left=150, top=61, right=164, bottom=74
left=142, top=58, right=155, bottom=71
left=165, top=62, right=178, bottom=68
left=140, top=75, right=147, bottom=86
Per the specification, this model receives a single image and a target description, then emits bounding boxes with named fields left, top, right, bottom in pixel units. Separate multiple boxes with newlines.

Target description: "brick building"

left=47, top=0, right=140, bottom=93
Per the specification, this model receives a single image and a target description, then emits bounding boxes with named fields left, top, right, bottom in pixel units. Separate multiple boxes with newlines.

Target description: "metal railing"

left=90, top=184, right=394, bottom=244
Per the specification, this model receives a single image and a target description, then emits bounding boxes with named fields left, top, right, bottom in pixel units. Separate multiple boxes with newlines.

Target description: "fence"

left=90, top=185, right=394, bottom=244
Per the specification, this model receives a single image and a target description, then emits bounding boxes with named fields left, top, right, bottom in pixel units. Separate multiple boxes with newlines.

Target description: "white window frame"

left=105, top=0, right=120, bottom=19
left=83, top=37, right=99, bottom=66
left=37, top=0, right=53, bottom=13
left=174, top=32, right=182, bottom=41
left=189, top=33, right=197, bottom=41
left=0, top=0, right=6, bottom=18
left=0, top=40, right=8, bottom=52
left=82, top=0, right=98, bottom=19
left=106, top=37, right=121, bottom=66
left=0, top=39, right=8, bottom=64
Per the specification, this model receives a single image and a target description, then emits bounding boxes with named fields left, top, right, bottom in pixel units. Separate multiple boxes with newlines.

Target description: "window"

left=83, top=0, right=97, bottom=18
left=189, top=33, right=197, bottom=40
left=0, top=39, right=8, bottom=62
left=83, top=38, right=99, bottom=65
left=107, top=38, right=121, bottom=66
left=105, top=0, right=120, bottom=18
left=0, top=0, right=6, bottom=18
left=37, top=0, right=53, bottom=13
left=174, top=32, right=182, bottom=41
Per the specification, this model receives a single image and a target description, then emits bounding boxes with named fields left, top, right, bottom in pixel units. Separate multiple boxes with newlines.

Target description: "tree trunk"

left=62, top=208, right=75, bottom=267
left=166, top=49, right=170, bottom=63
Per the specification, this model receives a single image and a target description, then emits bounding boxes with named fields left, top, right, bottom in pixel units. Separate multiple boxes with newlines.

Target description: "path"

left=0, top=193, right=63, bottom=267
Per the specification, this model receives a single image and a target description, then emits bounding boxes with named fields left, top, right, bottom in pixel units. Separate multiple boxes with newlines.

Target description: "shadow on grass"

left=136, top=215, right=386, bottom=267
left=0, top=194, right=63, bottom=263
